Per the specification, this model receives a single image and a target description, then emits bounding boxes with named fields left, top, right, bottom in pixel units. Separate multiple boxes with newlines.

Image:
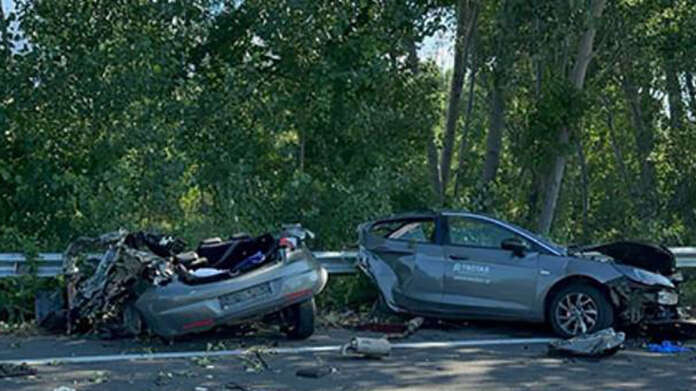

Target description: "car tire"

left=549, top=283, right=614, bottom=338
left=285, top=299, right=315, bottom=340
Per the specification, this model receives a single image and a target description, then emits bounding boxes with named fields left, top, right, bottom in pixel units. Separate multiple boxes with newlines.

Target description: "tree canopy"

left=1, top=0, right=695, bottom=251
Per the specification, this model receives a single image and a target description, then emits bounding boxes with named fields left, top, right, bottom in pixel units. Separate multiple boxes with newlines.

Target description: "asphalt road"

left=1, top=321, right=695, bottom=391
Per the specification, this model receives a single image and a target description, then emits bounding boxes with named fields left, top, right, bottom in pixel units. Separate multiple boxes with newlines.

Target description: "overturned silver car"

left=60, top=226, right=327, bottom=339
left=358, top=211, right=686, bottom=337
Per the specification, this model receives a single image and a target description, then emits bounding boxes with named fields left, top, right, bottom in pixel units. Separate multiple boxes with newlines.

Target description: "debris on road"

left=548, top=328, right=624, bottom=357
left=295, top=365, right=337, bottom=378
left=52, top=387, right=75, bottom=391
left=646, top=340, right=693, bottom=353
left=341, top=337, right=391, bottom=358
left=0, top=362, right=37, bottom=377
left=384, top=317, right=424, bottom=340
left=225, top=382, right=250, bottom=391
left=319, top=310, right=361, bottom=328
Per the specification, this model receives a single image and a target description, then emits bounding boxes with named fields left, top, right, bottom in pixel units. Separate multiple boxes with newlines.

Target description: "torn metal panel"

left=548, top=328, right=625, bottom=357
left=607, top=277, right=683, bottom=333
left=63, top=230, right=176, bottom=335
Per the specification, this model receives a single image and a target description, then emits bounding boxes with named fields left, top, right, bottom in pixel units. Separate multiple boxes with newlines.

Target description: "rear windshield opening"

left=369, top=219, right=436, bottom=243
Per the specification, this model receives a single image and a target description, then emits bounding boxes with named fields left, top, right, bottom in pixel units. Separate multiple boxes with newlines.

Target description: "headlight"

left=616, top=265, right=675, bottom=288
left=657, top=290, right=679, bottom=305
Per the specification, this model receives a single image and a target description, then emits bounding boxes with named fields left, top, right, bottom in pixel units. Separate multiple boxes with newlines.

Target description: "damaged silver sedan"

left=59, top=225, right=328, bottom=339
left=358, top=211, right=685, bottom=337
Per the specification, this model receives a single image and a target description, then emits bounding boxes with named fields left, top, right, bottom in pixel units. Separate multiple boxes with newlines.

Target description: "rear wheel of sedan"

left=285, top=298, right=315, bottom=340
left=549, top=283, right=614, bottom=338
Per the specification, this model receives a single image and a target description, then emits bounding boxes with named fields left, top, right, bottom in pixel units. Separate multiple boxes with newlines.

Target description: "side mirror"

left=501, top=238, right=529, bottom=257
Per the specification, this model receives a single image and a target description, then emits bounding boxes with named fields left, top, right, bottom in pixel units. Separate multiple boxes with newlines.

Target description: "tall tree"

left=537, top=0, right=607, bottom=234
left=428, top=0, right=479, bottom=204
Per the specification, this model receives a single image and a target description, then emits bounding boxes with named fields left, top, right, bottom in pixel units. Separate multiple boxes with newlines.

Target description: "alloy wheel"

left=555, top=292, right=599, bottom=336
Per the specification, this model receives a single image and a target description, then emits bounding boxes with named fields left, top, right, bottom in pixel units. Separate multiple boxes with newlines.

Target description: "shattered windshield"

left=506, top=222, right=567, bottom=255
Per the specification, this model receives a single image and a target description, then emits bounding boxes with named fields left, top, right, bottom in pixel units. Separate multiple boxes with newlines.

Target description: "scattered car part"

left=61, top=226, right=328, bottom=339
left=358, top=211, right=685, bottom=338
left=34, top=289, right=66, bottom=332
left=384, top=317, right=424, bottom=340
left=295, top=366, right=337, bottom=378
left=341, top=337, right=391, bottom=358
left=547, top=328, right=625, bottom=357
left=0, top=362, right=37, bottom=377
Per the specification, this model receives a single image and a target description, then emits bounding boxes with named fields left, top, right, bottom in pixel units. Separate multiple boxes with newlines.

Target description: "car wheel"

left=549, top=283, right=614, bottom=338
left=285, top=299, right=315, bottom=340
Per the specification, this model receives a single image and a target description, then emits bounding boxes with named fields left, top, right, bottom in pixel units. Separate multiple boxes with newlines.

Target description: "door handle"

left=449, top=255, right=468, bottom=261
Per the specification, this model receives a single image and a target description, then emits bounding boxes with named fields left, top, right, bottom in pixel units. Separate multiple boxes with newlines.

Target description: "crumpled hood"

left=579, top=241, right=676, bottom=276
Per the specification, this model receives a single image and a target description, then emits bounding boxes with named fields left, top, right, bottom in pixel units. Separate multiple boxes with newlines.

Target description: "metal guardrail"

left=311, top=251, right=358, bottom=274
left=0, top=251, right=360, bottom=278
left=2, top=248, right=696, bottom=278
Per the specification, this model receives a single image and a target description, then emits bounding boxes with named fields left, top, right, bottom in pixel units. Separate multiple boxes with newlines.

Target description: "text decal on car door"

left=452, top=262, right=491, bottom=284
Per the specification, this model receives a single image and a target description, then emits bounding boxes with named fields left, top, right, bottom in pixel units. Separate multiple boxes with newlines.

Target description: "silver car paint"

left=135, top=249, right=328, bottom=337
left=359, top=212, right=627, bottom=323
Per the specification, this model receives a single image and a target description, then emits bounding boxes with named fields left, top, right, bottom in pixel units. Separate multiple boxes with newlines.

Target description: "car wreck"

left=357, top=211, right=690, bottom=337
left=51, top=225, right=327, bottom=339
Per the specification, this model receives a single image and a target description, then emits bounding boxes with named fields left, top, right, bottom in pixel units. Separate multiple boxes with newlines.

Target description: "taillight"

left=279, top=237, right=297, bottom=250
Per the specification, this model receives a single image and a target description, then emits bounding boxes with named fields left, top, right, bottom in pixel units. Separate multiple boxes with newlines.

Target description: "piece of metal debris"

left=341, top=337, right=391, bottom=358
left=225, top=382, right=250, bottom=391
left=295, top=366, right=337, bottom=378
left=0, top=362, right=37, bottom=377
left=548, top=328, right=625, bottom=357
left=385, top=317, right=424, bottom=340
left=52, top=387, right=76, bottom=391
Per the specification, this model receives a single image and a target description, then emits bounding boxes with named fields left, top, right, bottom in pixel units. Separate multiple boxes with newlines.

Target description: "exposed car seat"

left=177, top=234, right=279, bottom=285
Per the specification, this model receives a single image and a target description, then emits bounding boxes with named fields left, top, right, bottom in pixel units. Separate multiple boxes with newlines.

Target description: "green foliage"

left=1, top=0, right=695, bottom=320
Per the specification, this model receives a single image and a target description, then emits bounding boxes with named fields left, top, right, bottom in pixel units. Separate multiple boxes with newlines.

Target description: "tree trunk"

left=298, top=129, right=305, bottom=172
left=454, top=33, right=478, bottom=198
left=576, top=140, right=590, bottom=241
left=664, top=59, right=684, bottom=131
left=438, top=0, right=478, bottom=204
left=602, top=96, right=630, bottom=187
left=622, top=75, right=657, bottom=211
left=481, top=75, right=504, bottom=185
left=537, top=0, right=606, bottom=235
left=427, top=138, right=442, bottom=201
left=686, top=72, right=696, bottom=117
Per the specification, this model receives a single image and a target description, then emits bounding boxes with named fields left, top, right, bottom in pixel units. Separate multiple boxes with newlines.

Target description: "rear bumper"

left=137, top=260, right=328, bottom=337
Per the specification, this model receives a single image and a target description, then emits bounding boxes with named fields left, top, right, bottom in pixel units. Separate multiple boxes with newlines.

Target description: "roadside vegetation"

left=1, top=0, right=695, bottom=322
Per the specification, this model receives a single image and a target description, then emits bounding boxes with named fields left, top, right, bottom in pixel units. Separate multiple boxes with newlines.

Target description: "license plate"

left=219, top=283, right=272, bottom=309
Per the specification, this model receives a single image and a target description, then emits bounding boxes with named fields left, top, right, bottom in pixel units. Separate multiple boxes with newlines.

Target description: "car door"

left=361, top=217, right=448, bottom=314
left=440, top=214, right=539, bottom=319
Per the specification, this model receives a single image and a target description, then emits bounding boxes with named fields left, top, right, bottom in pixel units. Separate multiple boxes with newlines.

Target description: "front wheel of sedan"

left=549, top=284, right=614, bottom=338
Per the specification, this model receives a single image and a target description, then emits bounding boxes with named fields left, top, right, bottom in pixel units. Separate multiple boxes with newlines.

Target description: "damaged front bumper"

left=607, top=277, right=683, bottom=327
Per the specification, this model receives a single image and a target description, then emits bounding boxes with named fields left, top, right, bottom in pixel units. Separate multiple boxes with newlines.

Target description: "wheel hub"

left=556, top=292, right=599, bottom=336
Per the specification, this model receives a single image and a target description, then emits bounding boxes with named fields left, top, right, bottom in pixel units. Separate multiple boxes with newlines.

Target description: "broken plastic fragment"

left=646, top=341, right=693, bottom=353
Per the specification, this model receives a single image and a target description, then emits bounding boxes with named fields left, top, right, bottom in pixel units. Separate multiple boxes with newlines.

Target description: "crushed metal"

left=548, top=328, right=625, bottom=357
left=63, top=230, right=178, bottom=336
